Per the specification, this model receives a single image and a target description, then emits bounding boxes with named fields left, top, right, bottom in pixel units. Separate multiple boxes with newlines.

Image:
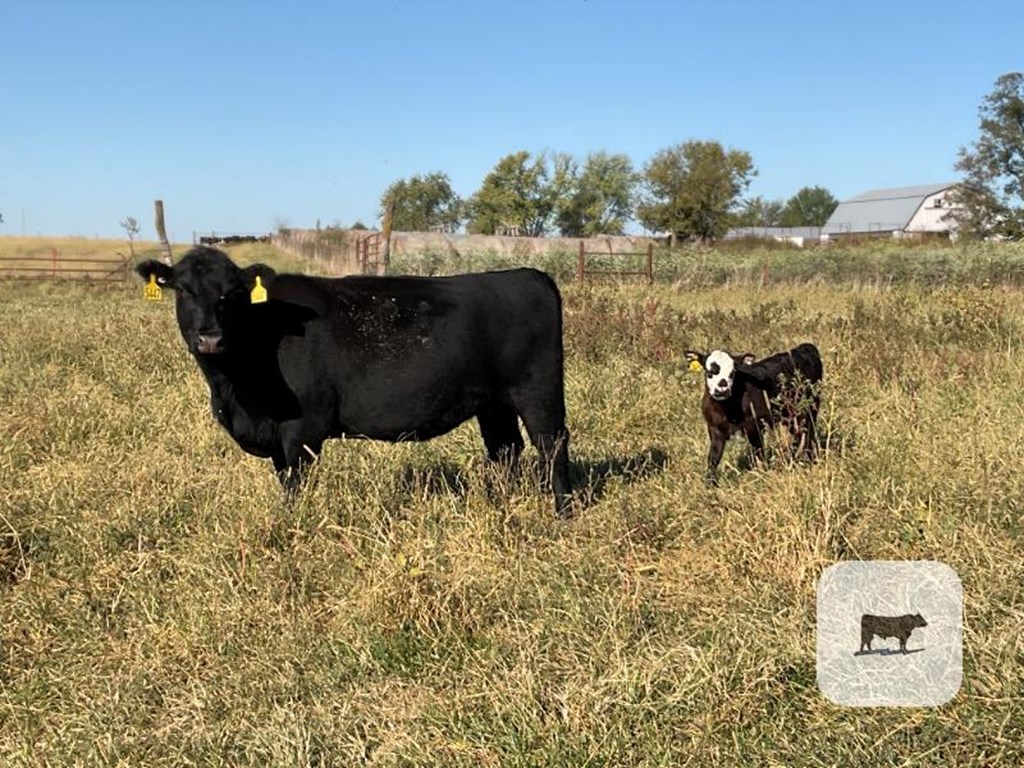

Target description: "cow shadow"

left=396, top=462, right=470, bottom=500
left=571, top=447, right=669, bottom=504
left=853, top=648, right=925, bottom=657
left=390, top=447, right=670, bottom=510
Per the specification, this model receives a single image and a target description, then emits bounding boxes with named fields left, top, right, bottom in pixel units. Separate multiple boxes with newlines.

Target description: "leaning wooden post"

left=645, top=242, right=654, bottom=284
left=154, top=199, right=174, bottom=266
left=379, top=197, right=394, bottom=275
left=577, top=240, right=585, bottom=282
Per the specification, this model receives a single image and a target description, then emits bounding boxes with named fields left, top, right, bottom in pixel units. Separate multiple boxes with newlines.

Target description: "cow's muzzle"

left=196, top=331, right=224, bottom=355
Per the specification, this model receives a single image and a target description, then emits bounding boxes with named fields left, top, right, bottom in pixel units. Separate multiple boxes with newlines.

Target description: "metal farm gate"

left=355, top=232, right=386, bottom=275
left=0, top=249, right=132, bottom=282
left=576, top=241, right=654, bottom=284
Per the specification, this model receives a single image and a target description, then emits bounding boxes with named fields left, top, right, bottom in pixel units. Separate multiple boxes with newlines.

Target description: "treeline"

left=366, top=72, right=1024, bottom=244
left=375, top=141, right=839, bottom=244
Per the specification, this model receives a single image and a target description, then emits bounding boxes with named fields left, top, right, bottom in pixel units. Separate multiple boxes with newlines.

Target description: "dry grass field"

left=1, top=237, right=1023, bottom=765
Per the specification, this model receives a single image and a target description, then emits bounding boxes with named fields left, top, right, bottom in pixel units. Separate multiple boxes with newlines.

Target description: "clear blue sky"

left=2, top=0, right=1021, bottom=240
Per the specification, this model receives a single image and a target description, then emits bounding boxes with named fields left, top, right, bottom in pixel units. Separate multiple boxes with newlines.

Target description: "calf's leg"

left=706, top=428, right=728, bottom=485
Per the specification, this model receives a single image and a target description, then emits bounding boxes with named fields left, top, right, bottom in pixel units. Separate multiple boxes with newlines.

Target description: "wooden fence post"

left=645, top=243, right=654, bottom=284
left=380, top=197, right=394, bottom=275
left=577, top=240, right=585, bottom=282
left=154, top=200, right=174, bottom=266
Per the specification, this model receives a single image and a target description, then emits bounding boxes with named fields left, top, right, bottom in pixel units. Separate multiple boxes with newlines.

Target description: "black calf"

left=684, top=342, right=823, bottom=483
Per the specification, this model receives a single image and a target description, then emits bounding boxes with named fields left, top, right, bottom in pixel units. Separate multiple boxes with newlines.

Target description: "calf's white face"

left=705, top=350, right=736, bottom=400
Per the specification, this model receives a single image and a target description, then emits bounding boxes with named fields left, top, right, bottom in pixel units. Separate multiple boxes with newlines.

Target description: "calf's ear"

left=136, top=260, right=174, bottom=287
left=735, top=361, right=771, bottom=387
left=683, top=350, right=707, bottom=367
left=739, top=352, right=756, bottom=365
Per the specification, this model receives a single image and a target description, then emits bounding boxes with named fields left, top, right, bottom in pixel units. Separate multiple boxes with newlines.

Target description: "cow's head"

left=136, top=246, right=276, bottom=356
left=912, top=613, right=928, bottom=628
left=684, top=349, right=756, bottom=401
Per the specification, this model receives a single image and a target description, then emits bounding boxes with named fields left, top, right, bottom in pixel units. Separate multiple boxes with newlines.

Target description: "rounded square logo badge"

left=816, top=560, right=962, bottom=707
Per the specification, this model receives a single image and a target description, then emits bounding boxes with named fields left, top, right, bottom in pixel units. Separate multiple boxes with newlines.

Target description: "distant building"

left=722, top=226, right=822, bottom=248
left=822, top=183, right=960, bottom=241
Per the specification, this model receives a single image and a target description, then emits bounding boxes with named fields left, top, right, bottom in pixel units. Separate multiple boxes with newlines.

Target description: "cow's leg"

left=510, top=389, right=573, bottom=518
left=273, top=450, right=308, bottom=498
left=477, top=403, right=525, bottom=469
left=273, top=430, right=323, bottom=499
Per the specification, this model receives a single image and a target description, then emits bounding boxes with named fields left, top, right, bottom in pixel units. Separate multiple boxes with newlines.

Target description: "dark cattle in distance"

left=683, top=342, right=823, bottom=483
left=198, top=234, right=271, bottom=246
left=860, top=613, right=928, bottom=654
left=136, top=246, right=573, bottom=516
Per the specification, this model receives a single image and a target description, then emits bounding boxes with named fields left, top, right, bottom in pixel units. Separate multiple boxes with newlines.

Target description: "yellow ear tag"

left=143, top=273, right=162, bottom=301
left=688, top=359, right=703, bottom=372
left=250, top=276, right=267, bottom=304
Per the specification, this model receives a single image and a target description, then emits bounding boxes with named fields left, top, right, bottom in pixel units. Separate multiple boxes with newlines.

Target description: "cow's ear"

left=241, top=263, right=277, bottom=289
left=241, top=263, right=277, bottom=303
left=136, top=260, right=174, bottom=287
left=739, top=352, right=756, bottom=365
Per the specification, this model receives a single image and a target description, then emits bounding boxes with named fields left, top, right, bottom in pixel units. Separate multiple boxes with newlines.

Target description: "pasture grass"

left=1, top=240, right=1023, bottom=765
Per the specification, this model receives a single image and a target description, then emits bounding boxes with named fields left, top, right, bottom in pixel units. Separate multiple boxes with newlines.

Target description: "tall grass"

left=1, top=241, right=1023, bottom=765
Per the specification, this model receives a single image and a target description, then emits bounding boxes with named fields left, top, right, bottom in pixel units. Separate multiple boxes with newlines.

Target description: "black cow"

left=683, top=343, right=823, bottom=483
left=860, top=613, right=928, bottom=654
left=137, top=246, right=573, bottom=516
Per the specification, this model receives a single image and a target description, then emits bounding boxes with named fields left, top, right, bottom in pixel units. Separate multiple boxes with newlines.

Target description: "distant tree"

left=636, top=140, right=756, bottom=243
left=780, top=186, right=839, bottom=227
left=380, top=172, right=463, bottom=233
left=951, top=71, right=1024, bottom=239
left=350, top=220, right=369, bottom=231
left=552, top=151, right=637, bottom=236
left=467, top=151, right=552, bottom=236
left=119, top=215, right=140, bottom=257
left=733, top=196, right=785, bottom=227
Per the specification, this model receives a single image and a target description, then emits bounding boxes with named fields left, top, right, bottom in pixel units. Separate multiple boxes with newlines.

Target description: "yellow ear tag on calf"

left=688, top=359, right=703, bottom=372
left=250, top=276, right=267, bottom=304
left=143, top=273, right=162, bottom=301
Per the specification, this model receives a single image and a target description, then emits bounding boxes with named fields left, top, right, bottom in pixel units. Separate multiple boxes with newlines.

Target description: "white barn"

left=822, top=183, right=960, bottom=241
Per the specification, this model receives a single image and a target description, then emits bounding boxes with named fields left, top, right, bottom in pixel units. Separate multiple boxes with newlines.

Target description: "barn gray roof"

left=823, top=182, right=956, bottom=235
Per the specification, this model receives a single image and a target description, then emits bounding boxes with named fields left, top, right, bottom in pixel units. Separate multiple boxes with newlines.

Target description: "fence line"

left=576, top=241, right=654, bottom=283
left=272, top=228, right=666, bottom=277
left=0, top=249, right=131, bottom=282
